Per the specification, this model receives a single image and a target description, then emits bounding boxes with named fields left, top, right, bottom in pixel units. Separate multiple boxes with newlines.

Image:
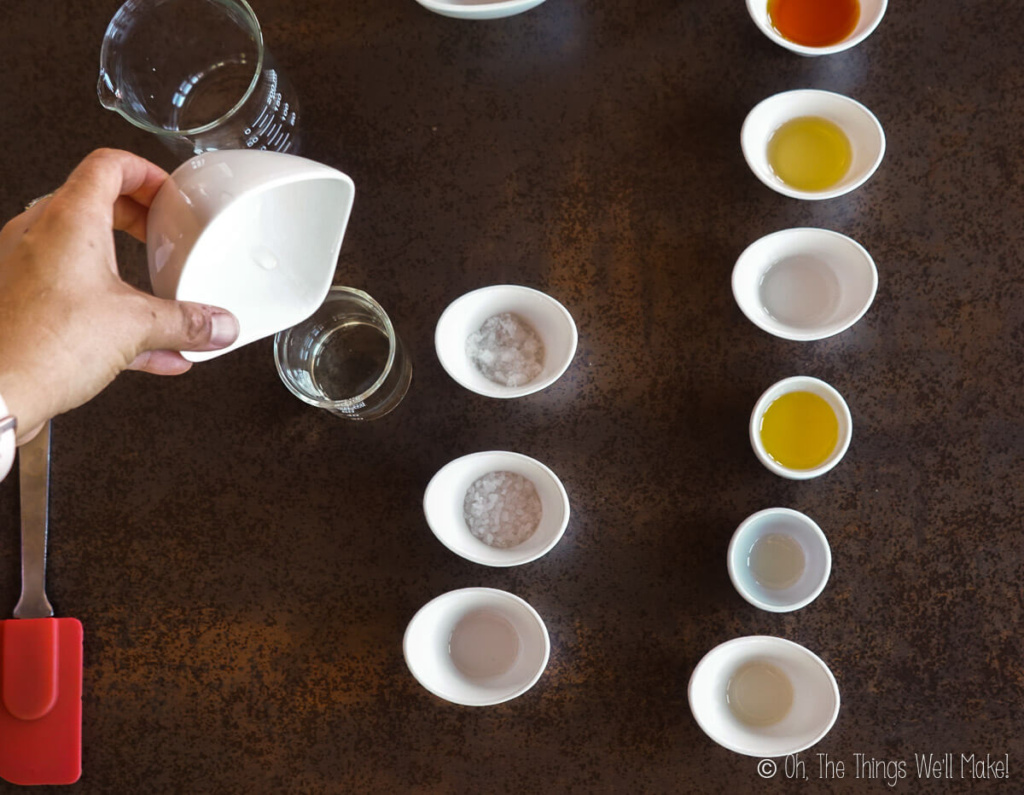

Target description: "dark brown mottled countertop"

left=2, top=1, right=1023, bottom=792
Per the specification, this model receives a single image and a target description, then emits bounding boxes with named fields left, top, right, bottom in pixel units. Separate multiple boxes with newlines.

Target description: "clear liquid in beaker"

left=310, top=321, right=391, bottom=401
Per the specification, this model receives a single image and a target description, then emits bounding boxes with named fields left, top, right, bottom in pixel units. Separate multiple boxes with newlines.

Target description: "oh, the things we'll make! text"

left=756, top=752, right=1010, bottom=787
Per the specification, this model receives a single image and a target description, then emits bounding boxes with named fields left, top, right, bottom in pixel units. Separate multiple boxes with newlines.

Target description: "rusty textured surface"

left=1, top=0, right=1023, bottom=792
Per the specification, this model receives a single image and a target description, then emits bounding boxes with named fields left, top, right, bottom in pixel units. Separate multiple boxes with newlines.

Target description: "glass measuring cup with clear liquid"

left=98, top=0, right=300, bottom=160
left=274, top=287, right=413, bottom=421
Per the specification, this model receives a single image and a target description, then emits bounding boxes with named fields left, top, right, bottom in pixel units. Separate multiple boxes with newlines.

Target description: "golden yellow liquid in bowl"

left=760, top=390, right=839, bottom=470
left=766, top=116, right=852, bottom=192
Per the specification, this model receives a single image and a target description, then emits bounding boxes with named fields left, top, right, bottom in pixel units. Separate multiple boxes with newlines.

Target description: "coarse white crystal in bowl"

left=435, top=285, right=577, bottom=398
left=423, top=451, right=570, bottom=567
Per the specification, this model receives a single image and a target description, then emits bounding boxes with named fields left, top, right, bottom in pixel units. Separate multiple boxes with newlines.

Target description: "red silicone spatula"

left=0, top=422, right=82, bottom=785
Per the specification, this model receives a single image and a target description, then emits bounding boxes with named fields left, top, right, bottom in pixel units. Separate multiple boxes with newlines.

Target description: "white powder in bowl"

left=465, top=312, right=545, bottom=387
left=463, top=471, right=542, bottom=549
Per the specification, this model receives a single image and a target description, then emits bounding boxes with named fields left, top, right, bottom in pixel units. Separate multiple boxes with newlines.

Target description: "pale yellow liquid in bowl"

left=726, top=660, right=794, bottom=727
left=767, top=116, right=852, bottom=192
left=748, top=533, right=806, bottom=590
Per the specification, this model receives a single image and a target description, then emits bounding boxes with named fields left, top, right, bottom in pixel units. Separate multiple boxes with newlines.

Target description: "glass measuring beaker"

left=274, top=287, right=413, bottom=421
left=98, top=0, right=300, bottom=160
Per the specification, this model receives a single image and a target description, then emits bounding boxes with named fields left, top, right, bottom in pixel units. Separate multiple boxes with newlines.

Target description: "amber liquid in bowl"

left=767, top=0, right=860, bottom=48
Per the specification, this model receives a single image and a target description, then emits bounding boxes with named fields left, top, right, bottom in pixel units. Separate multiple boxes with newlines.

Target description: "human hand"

left=0, top=148, right=239, bottom=442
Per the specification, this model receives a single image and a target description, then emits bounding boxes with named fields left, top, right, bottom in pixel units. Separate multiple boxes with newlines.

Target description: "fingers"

left=140, top=296, right=240, bottom=353
left=4, top=150, right=167, bottom=249
left=112, top=195, right=149, bottom=242
left=15, top=422, right=45, bottom=446
left=127, top=349, right=194, bottom=376
left=55, top=149, right=169, bottom=242
left=65, top=148, right=168, bottom=209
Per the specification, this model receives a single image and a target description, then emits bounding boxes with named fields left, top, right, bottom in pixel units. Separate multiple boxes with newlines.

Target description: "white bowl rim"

left=413, top=0, right=547, bottom=16
left=745, top=0, right=889, bottom=56
left=423, top=450, right=571, bottom=567
left=418, top=0, right=533, bottom=8
left=687, top=635, right=841, bottom=757
left=434, top=284, right=578, bottom=398
left=402, top=587, right=551, bottom=706
left=727, top=507, right=832, bottom=612
left=731, top=227, right=879, bottom=341
left=740, top=88, right=886, bottom=201
left=749, top=375, right=853, bottom=480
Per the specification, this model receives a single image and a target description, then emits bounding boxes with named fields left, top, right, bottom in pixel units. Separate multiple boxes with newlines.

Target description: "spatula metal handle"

left=13, top=421, right=54, bottom=619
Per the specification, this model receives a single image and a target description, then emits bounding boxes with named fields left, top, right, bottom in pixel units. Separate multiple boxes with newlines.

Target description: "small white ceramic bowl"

left=424, top=451, right=570, bottom=567
left=147, top=150, right=355, bottom=361
left=746, top=0, right=888, bottom=56
left=413, top=0, right=547, bottom=20
left=741, top=89, right=885, bottom=200
left=688, top=636, right=840, bottom=757
left=749, top=376, right=853, bottom=480
left=728, top=508, right=831, bottom=612
left=403, top=588, right=550, bottom=706
left=732, top=228, right=878, bottom=341
left=435, top=285, right=577, bottom=398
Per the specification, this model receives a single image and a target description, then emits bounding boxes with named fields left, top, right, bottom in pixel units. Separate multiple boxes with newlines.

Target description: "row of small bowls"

left=406, top=449, right=568, bottom=705
left=428, top=284, right=577, bottom=567
left=407, top=286, right=579, bottom=706
left=411, top=0, right=888, bottom=744
left=412, top=0, right=888, bottom=48
left=737, top=91, right=884, bottom=340
left=688, top=0, right=892, bottom=760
